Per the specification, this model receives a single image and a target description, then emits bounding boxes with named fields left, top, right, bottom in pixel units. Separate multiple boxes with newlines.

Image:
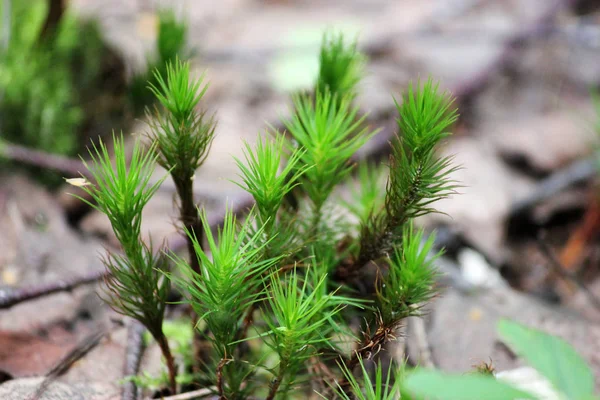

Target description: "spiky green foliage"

left=283, top=90, right=376, bottom=225
left=335, top=80, right=457, bottom=394
left=169, top=208, right=277, bottom=353
left=279, top=29, right=367, bottom=212
left=233, top=132, right=311, bottom=271
left=74, top=134, right=164, bottom=249
left=376, top=224, right=440, bottom=326
left=260, top=268, right=344, bottom=398
left=67, top=133, right=177, bottom=393
left=67, top=28, right=473, bottom=399
left=329, top=357, right=406, bottom=400
left=234, top=132, right=309, bottom=232
left=305, top=253, right=368, bottom=347
left=101, top=247, right=169, bottom=337
left=168, top=207, right=280, bottom=398
left=357, top=79, right=459, bottom=266
left=389, top=80, right=458, bottom=215
left=388, top=79, right=459, bottom=222
left=147, top=58, right=215, bottom=275
left=69, top=133, right=166, bottom=313
left=316, top=31, right=365, bottom=102
left=148, top=59, right=215, bottom=177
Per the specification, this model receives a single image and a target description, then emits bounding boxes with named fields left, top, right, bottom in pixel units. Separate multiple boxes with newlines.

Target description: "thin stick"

left=0, top=195, right=254, bottom=311
left=0, top=269, right=107, bottom=309
left=122, top=320, right=147, bottom=400
left=410, top=317, right=435, bottom=368
left=510, top=157, right=596, bottom=218
left=536, top=236, right=600, bottom=312
left=32, top=330, right=106, bottom=400
left=0, top=140, right=87, bottom=177
left=146, top=387, right=214, bottom=400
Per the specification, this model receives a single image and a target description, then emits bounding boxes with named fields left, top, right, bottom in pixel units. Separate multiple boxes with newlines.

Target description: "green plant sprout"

left=168, top=207, right=280, bottom=398
left=376, top=223, right=440, bottom=325
left=67, top=133, right=177, bottom=394
left=316, top=31, right=365, bottom=104
left=147, top=58, right=215, bottom=276
left=260, top=268, right=344, bottom=399
left=144, top=57, right=216, bottom=379
left=281, top=30, right=366, bottom=213
left=233, top=131, right=310, bottom=252
left=283, top=90, right=376, bottom=235
left=328, top=357, right=405, bottom=400
left=354, top=79, right=460, bottom=272
left=66, top=30, right=596, bottom=400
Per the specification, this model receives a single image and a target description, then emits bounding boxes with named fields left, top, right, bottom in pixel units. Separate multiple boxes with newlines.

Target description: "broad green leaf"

left=498, top=319, right=594, bottom=400
left=403, top=369, right=536, bottom=400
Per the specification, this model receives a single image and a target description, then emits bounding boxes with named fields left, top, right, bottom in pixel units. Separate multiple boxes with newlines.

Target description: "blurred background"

left=1, top=0, right=600, bottom=396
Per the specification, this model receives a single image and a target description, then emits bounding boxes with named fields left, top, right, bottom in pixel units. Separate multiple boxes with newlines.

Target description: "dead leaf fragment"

left=65, top=178, right=91, bottom=188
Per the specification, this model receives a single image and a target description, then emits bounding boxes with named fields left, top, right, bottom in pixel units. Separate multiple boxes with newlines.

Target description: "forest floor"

left=1, top=0, right=600, bottom=399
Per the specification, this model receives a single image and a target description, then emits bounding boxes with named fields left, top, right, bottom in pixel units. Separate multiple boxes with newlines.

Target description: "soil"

left=2, top=0, right=600, bottom=399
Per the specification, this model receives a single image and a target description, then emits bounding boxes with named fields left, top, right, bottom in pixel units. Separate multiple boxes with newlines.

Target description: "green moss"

left=128, top=9, right=189, bottom=115
left=0, top=1, right=101, bottom=155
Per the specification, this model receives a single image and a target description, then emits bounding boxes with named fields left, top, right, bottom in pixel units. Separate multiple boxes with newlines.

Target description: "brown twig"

left=560, top=190, right=600, bottom=269
left=0, top=193, right=253, bottom=316
left=0, top=140, right=87, bottom=177
left=536, top=235, right=600, bottom=312
left=409, top=317, right=435, bottom=368
left=509, top=157, right=597, bottom=219
left=145, top=387, right=214, bottom=400
left=122, top=320, right=147, bottom=400
left=32, top=329, right=106, bottom=400
left=0, top=269, right=107, bottom=309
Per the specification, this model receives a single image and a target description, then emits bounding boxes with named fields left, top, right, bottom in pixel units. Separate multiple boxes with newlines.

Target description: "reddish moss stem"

left=156, top=334, right=178, bottom=395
